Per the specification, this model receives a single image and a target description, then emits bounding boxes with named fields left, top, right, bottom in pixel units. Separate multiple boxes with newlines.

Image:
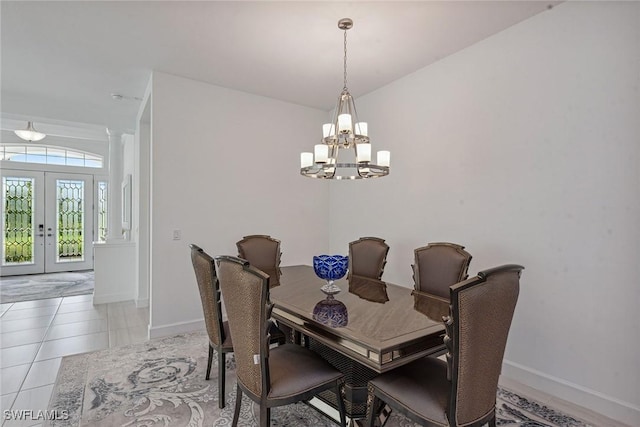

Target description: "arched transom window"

left=0, top=145, right=103, bottom=168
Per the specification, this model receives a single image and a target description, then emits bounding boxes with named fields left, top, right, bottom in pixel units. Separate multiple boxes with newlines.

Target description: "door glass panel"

left=2, top=177, right=35, bottom=265
left=97, top=181, right=108, bottom=242
left=57, top=179, right=84, bottom=262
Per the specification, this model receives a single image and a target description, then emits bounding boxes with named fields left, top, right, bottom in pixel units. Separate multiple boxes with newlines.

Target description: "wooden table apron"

left=270, top=265, right=446, bottom=419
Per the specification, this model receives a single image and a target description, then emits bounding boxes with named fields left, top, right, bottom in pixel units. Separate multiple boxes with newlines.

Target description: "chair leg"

left=488, top=414, right=497, bottom=427
left=335, top=381, right=346, bottom=427
left=259, top=405, right=270, bottom=427
left=366, top=391, right=380, bottom=427
left=218, top=350, right=226, bottom=409
left=206, top=344, right=213, bottom=380
left=232, top=384, right=242, bottom=427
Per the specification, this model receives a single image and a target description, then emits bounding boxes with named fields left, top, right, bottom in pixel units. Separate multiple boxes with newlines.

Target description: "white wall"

left=149, top=72, right=329, bottom=337
left=329, top=2, right=639, bottom=424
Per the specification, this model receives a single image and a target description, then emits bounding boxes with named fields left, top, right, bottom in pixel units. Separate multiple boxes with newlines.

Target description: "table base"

left=309, top=338, right=378, bottom=419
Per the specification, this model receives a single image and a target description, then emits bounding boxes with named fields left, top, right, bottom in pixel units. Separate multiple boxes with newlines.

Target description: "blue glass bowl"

left=313, top=255, right=348, bottom=294
left=313, top=295, right=348, bottom=328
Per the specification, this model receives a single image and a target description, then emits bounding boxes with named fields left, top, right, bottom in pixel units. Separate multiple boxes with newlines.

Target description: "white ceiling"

left=1, top=1, right=557, bottom=133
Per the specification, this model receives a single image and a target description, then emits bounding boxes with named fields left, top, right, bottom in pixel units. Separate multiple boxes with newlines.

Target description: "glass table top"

left=270, top=265, right=445, bottom=354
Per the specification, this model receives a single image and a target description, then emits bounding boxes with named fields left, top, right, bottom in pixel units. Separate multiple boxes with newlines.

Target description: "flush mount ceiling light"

left=14, top=121, right=46, bottom=142
left=300, top=18, right=390, bottom=180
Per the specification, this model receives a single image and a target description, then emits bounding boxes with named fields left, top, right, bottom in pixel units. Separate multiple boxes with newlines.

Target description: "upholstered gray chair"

left=215, top=255, right=346, bottom=427
left=412, top=242, right=472, bottom=320
left=366, top=264, right=523, bottom=427
left=190, top=245, right=284, bottom=409
left=348, top=237, right=390, bottom=281
left=189, top=244, right=233, bottom=408
left=236, top=235, right=282, bottom=286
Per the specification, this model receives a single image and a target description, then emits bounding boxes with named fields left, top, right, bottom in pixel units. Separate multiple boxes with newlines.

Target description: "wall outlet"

left=172, top=230, right=181, bottom=240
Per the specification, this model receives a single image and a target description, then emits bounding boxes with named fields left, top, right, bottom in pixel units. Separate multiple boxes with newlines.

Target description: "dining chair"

left=189, top=244, right=233, bottom=409
left=348, top=237, right=390, bottom=281
left=412, top=242, right=472, bottom=320
left=215, top=255, right=346, bottom=427
left=236, top=235, right=282, bottom=286
left=366, top=264, right=524, bottom=427
left=189, top=244, right=285, bottom=409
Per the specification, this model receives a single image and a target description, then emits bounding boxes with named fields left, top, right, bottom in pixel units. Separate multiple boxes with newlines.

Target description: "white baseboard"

left=148, top=318, right=205, bottom=339
left=92, top=291, right=135, bottom=305
left=502, top=360, right=640, bottom=426
left=135, top=298, right=149, bottom=308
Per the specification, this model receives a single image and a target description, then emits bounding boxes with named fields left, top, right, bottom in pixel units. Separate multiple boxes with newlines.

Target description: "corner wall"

left=149, top=72, right=330, bottom=337
left=329, top=2, right=640, bottom=424
left=134, top=84, right=151, bottom=308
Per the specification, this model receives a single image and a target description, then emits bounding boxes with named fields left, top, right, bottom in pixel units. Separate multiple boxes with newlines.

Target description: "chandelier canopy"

left=14, top=121, right=47, bottom=142
left=300, top=18, right=389, bottom=180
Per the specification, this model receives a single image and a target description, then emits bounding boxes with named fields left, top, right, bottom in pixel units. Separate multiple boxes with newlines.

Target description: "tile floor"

left=0, top=295, right=629, bottom=427
left=0, top=294, right=149, bottom=427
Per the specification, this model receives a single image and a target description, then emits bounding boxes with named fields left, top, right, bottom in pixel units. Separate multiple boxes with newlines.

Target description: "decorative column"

left=106, top=128, right=124, bottom=241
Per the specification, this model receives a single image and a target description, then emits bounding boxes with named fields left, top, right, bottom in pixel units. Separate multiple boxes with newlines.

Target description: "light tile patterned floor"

left=0, top=293, right=628, bottom=427
left=0, top=294, right=149, bottom=427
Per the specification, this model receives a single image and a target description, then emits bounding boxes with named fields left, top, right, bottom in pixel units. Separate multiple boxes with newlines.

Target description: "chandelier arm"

left=330, top=145, right=339, bottom=163
left=354, top=144, right=368, bottom=178
left=300, top=163, right=389, bottom=180
left=347, top=92, right=362, bottom=135
left=330, top=91, right=345, bottom=140
left=320, top=161, right=336, bottom=179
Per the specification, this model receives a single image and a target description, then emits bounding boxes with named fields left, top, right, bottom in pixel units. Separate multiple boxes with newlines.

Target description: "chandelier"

left=300, top=18, right=390, bottom=180
left=14, top=121, right=46, bottom=142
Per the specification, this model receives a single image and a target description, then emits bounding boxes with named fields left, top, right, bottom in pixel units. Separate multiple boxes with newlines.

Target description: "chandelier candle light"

left=300, top=18, right=390, bottom=180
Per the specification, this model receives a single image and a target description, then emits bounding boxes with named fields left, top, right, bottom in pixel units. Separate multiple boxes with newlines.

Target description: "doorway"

left=1, top=170, right=94, bottom=276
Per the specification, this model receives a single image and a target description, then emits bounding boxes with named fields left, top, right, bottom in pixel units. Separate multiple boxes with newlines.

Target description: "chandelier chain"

left=343, top=29, right=348, bottom=91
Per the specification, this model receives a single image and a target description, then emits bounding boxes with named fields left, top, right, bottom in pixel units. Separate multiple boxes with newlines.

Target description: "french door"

left=1, top=170, right=94, bottom=276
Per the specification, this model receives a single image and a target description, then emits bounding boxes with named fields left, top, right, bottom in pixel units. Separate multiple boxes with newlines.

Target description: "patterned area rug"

left=46, top=331, right=592, bottom=427
left=0, top=271, right=94, bottom=303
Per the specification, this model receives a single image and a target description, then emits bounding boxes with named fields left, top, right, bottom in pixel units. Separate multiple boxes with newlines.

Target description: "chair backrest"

left=189, top=244, right=225, bottom=347
left=348, top=237, right=389, bottom=280
left=412, top=242, right=472, bottom=299
left=236, top=235, right=282, bottom=285
left=215, top=255, right=271, bottom=399
left=446, top=264, right=523, bottom=426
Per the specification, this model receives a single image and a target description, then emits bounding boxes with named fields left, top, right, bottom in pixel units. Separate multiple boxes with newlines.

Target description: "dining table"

left=269, top=265, right=447, bottom=421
